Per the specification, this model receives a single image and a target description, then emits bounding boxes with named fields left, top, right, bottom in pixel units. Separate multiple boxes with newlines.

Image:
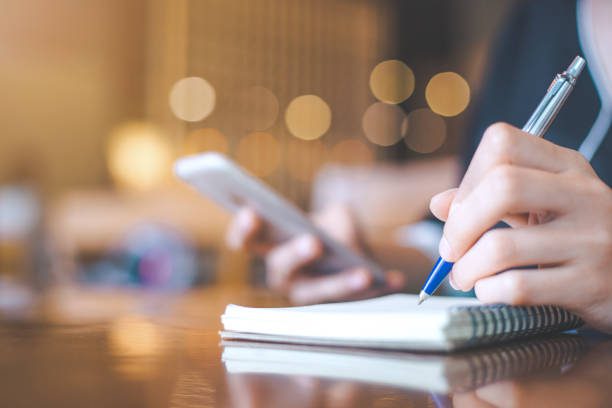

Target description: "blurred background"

left=0, top=0, right=517, bottom=319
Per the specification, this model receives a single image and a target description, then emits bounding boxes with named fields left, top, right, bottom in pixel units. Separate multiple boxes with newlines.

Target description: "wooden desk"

left=0, top=286, right=610, bottom=407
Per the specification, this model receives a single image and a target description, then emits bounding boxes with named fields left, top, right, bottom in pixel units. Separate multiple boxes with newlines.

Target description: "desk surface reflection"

left=0, top=286, right=610, bottom=407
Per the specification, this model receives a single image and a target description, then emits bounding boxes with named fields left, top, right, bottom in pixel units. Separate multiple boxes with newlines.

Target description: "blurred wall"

left=0, top=0, right=147, bottom=195
left=0, top=0, right=515, bottom=199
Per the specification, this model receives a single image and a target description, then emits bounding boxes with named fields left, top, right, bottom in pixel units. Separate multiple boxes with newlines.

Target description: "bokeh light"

left=236, top=131, right=280, bottom=177
left=425, top=72, right=470, bottom=117
left=404, top=108, right=447, bottom=153
left=330, top=139, right=374, bottom=165
left=107, top=121, right=173, bottom=190
left=232, top=86, right=279, bottom=131
left=285, top=94, right=332, bottom=140
left=169, top=77, right=216, bottom=122
left=369, top=59, right=415, bottom=104
left=182, top=128, right=229, bottom=155
left=285, top=139, right=328, bottom=182
left=362, top=102, right=407, bottom=146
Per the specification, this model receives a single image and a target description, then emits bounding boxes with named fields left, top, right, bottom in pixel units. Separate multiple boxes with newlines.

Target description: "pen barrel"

left=522, top=55, right=585, bottom=137
left=422, top=257, right=454, bottom=295
left=522, top=77, right=574, bottom=137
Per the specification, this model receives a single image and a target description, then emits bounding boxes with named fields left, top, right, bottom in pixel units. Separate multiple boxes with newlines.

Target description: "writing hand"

left=430, top=123, right=612, bottom=332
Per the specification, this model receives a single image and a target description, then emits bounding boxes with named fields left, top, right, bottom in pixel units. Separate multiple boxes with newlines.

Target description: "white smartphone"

left=174, top=152, right=385, bottom=281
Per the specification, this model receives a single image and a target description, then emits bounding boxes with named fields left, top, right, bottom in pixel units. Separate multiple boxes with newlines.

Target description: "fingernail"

left=297, top=236, right=317, bottom=257
left=439, top=235, right=453, bottom=260
left=348, top=270, right=369, bottom=290
left=449, top=273, right=458, bottom=290
left=430, top=192, right=445, bottom=207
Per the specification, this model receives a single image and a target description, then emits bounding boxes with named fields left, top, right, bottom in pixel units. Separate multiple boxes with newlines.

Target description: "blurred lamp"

left=107, top=121, right=173, bottom=190
left=169, top=77, right=216, bottom=122
left=285, top=94, right=332, bottom=141
left=404, top=108, right=447, bottom=153
left=362, top=102, right=407, bottom=146
left=369, top=59, right=415, bottom=104
left=425, top=72, right=470, bottom=117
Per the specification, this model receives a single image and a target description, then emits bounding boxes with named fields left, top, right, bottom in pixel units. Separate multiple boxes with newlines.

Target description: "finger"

left=474, top=267, right=581, bottom=307
left=385, top=269, right=407, bottom=290
left=440, top=166, right=572, bottom=262
left=343, top=269, right=407, bottom=301
left=501, top=213, right=529, bottom=228
left=311, top=204, right=359, bottom=250
left=430, top=188, right=458, bottom=221
left=290, top=269, right=406, bottom=305
left=450, top=225, right=576, bottom=291
left=226, top=208, right=262, bottom=249
left=287, top=268, right=372, bottom=305
left=266, top=235, right=323, bottom=292
left=456, top=122, right=592, bottom=203
left=431, top=190, right=527, bottom=232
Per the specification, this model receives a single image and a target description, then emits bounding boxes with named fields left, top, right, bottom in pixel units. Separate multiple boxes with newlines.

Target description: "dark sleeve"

left=461, top=0, right=588, bottom=172
left=461, top=3, right=527, bottom=167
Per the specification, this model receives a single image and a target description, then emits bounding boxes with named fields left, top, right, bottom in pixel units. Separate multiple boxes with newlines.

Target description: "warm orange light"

left=285, top=138, right=328, bottom=182
left=285, top=94, right=332, bottom=140
left=369, top=59, right=415, bottom=104
left=109, top=315, right=164, bottom=381
left=362, top=102, right=407, bottom=146
left=330, top=139, right=374, bottom=165
left=107, top=121, right=173, bottom=190
left=236, top=131, right=280, bottom=177
left=110, top=315, right=163, bottom=358
left=404, top=108, right=447, bottom=153
left=169, top=77, right=216, bottom=122
left=425, top=72, right=470, bottom=117
left=183, top=128, right=229, bottom=155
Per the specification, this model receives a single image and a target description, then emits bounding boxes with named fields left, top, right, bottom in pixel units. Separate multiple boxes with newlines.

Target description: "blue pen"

left=417, top=55, right=586, bottom=305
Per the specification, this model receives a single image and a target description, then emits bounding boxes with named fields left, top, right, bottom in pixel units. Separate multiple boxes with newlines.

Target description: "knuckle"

left=583, top=183, right=612, bottom=255
left=504, top=272, right=528, bottom=305
left=561, top=146, right=592, bottom=173
left=490, top=165, right=521, bottom=204
left=572, top=150, right=591, bottom=170
left=483, top=122, right=515, bottom=160
left=265, top=254, right=287, bottom=291
left=483, top=230, right=515, bottom=268
left=589, top=177, right=612, bottom=202
left=587, top=273, right=607, bottom=305
left=594, top=225, right=612, bottom=259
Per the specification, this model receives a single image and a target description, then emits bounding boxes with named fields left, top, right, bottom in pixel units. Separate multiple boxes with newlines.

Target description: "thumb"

left=311, top=204, right=360, bottom=250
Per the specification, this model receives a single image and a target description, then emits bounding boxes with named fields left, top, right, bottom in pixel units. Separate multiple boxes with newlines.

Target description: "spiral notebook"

left=220, top=294, right=583, bottom=351
left=222, top=334, right=585, bottom=393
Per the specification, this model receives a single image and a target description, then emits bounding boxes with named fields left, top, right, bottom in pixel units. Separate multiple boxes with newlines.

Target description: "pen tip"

left=417, top=291, right=429, bottom=306
left=566, top=56, right=586, bottom=79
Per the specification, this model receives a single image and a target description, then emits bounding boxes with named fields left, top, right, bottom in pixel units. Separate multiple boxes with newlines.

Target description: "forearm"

left=312, top=156, right=461, bottom=233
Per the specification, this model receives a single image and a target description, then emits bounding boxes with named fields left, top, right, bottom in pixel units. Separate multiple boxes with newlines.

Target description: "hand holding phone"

left=174, top=153, right=387, bottom=282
